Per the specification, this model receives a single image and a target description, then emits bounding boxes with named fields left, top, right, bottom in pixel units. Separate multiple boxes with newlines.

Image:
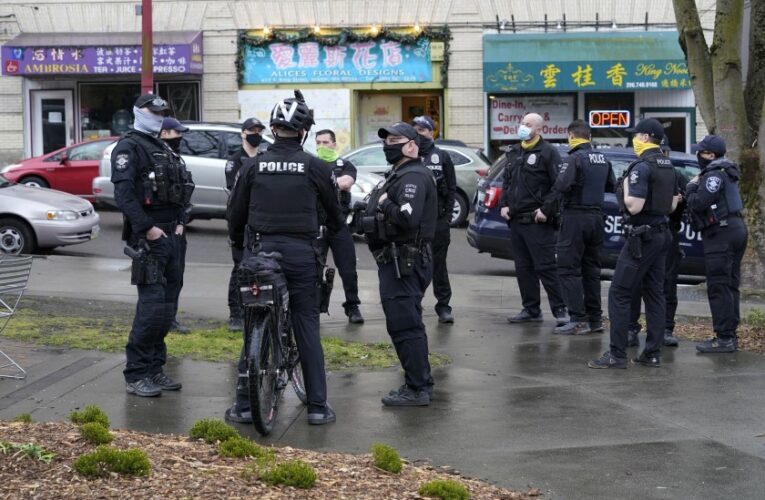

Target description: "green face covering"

left=317, top=146, right=339, bottom=162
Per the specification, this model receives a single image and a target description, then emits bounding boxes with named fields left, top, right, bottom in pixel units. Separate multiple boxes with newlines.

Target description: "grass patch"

left=418, top=479, right=471, bottom=500
left=69, top=405, right=110, bottom=428
left=371, top=443, right=403, bottom=473
left=80, top=423, right=114, bottom=445
left=744, top=309, right=765, bottom=329
left=74, top=446, right=150, bottom=478
left=189, top=418, right=239, bottom=444
left=13, top=413, right=33, bottom=423
left=258, top=459, right=316, bottom=489
left=0, top=441, right=56, bottom=464
left=4, top=297, right=450, bottom=369
left=218, top=437, right=273, bottom=459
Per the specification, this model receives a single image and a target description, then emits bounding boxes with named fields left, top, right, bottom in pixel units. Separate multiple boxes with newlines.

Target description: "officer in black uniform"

left=627, top=148, right=685, bottom=348
left=225, top=117, right=265, bottom=332
left=227, top=91, right=342, bottom=425
left=315, top=128, right=364, bottom=324
left=363, top=122, right=437, bottom=406
left=589, top=118, right=679, bottom=369
left=686, top=135, right=748, bottom=353
left=159, top=117, right=192, bottom=335
left=111, top=94, right=195, bottom=396
left=550, top=120, right=615, bottom=335
left=412, top=115, right=457, bottom=324
left=500, top=113, right=568, bottom=326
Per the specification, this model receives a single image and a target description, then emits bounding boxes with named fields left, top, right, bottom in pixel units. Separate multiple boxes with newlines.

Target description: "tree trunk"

left=744, top=0, right=765, bottom=133
left=710, top=0, right=749, bottom=162
left=673, top=0, right=716, bottom=133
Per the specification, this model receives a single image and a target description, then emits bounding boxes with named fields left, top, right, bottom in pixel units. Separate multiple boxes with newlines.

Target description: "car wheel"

left=450, top=192, right=469, bottom=227
left=20, top=176, right=49, bottom=189
left=0, top=217, right=36, bottom=255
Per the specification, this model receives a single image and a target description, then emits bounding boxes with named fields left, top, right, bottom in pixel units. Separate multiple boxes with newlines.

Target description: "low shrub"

left=218, top=437, right=270, bottom=459
left=13, top=413, right=33, bottom=423
left=418, top=479, right=470, bottom=500
left=259, top=459, right=316, bottom=489
left=69, top=405, right=110, bottom=428
left=80, top=422, right=114, bottom=445
left=744, top=309, right=765, bottom=329
left=74, top=446, right=150, bottom=478
left=189, top=418, right=239, bottom=444
left=371, top=443, right=402, bottom=473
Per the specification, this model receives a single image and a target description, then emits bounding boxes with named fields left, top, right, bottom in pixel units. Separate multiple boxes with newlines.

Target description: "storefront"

left=236, top=27, right=448, bottom=153
left=483, top=31, right=694, bottom=159
left=1, top=31, right=203, bottom=157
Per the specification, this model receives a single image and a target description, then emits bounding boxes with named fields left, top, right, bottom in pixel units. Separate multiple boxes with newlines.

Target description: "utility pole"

left=140, top=0, right=153, bottom=94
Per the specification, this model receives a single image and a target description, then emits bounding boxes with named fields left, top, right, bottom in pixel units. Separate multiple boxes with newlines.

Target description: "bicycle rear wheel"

left=248, top=313, right=282, bottom=436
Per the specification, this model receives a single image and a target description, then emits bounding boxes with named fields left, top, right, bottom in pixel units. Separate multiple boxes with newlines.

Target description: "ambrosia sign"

left=241, top=38, right=432, bottom=84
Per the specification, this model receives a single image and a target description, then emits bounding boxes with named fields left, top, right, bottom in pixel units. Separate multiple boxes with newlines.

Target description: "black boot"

left=346, top=306, right=365, bottom=324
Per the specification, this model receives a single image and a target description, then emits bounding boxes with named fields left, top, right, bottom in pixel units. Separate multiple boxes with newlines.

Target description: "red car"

left=0, top=137, right=117, bottom=201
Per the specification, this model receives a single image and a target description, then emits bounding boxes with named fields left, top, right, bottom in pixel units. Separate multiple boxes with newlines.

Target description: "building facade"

left=0, top=0, right=717, bottom=164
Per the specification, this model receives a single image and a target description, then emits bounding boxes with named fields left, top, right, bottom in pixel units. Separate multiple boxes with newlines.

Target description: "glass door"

left=642, top=110, right=692, bottom=153
left=31, top=90, right=74, bottom=157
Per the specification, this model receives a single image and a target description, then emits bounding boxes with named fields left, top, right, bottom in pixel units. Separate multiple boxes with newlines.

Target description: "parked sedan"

left=0, top=174, right=100, bottom=254
left=0, top=137, right=117, bottom=201
left=467, top=147, right=705, bottom=278
left=343, top=142, right=489, bottom=226
left=93, top=123, right=384, bottom=221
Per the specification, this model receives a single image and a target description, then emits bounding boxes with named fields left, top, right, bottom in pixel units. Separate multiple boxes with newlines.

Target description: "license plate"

left=91, top=225, right=100, bottom=240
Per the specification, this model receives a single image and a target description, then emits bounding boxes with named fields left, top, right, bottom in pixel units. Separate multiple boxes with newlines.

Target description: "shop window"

left=181, top=130, right=220, bottom=158
left=80, top=83, right=140, bottom=140
left=584, top=93, right=635, bottom=147
left=157, top=82, right=200, bottom=121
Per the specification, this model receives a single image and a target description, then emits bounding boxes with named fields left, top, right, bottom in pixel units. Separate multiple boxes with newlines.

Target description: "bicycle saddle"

left=258, top=251, right=283, bottom=261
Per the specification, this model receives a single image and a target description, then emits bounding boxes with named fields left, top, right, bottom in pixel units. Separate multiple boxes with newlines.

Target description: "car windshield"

left=0, top=174, right=12, bottom=188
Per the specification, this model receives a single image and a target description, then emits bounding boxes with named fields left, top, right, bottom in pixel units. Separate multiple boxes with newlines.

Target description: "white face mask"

left=518, top=125, right=533, bottom=141
left=132, top=106, right=164, bottom=136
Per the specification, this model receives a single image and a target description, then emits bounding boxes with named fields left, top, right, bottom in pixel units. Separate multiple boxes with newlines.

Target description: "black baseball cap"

left=242, top=117, right=265, bottom=131
left=412, top=115, right=435, bottom=131
left=134, top=93, right=169, bottom=112
left=378, top=122, right=418, bottom=140
left=626, top=118, right=665, bottom=140
left=692, top=134, right=727, bottom=156
left=160, top=117, right=189, bottom=133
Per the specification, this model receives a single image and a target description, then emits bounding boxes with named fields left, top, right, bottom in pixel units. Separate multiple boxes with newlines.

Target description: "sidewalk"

left=2, top=255, right=765, bottom=499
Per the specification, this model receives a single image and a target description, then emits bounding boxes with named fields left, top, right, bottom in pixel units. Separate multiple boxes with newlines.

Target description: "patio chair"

left=0, top=255, right=34, bottom=380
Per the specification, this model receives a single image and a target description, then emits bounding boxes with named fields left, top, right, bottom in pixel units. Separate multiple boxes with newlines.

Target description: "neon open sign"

left=589, top=110, right=631, bottom=128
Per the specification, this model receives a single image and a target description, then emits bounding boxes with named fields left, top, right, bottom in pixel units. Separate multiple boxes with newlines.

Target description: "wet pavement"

left=2, top=255, right=765, bottom=499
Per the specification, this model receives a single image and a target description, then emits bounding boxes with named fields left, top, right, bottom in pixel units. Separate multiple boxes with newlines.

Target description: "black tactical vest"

left=567, top=149, right=610, bottom=208
left=125, top=131, right=194, bottom=208
left=618, top=152, right=674, bottom=217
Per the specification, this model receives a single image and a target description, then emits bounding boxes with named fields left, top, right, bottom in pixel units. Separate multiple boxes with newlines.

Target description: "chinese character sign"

left=242, top=38, right=432, bottom=84
left=1, top=35, right=203, bottom=76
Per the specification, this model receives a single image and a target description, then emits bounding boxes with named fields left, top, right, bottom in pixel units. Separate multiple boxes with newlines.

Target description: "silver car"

left=0, top=174, right=100, bottom=254
left=343, top=142, right=490, bottom=226
left=93, top=123, right=382, bottom=219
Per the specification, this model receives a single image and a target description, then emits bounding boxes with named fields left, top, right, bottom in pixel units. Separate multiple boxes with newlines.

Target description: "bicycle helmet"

left=270, top=90, right=314, bottom=132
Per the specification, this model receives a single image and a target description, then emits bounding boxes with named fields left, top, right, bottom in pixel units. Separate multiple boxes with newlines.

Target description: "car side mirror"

left=59, top=151, right=69, bottom=164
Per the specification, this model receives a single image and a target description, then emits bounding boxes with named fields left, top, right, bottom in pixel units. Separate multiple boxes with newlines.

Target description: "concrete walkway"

left=1, top=255, right=764, bottom=499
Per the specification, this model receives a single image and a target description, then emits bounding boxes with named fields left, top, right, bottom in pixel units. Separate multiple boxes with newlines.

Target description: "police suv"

left=467, top=147, right=705, bottom=279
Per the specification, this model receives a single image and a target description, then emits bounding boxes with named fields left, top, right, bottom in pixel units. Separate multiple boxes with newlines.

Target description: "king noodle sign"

left=241, top=38, right=432, bottom=84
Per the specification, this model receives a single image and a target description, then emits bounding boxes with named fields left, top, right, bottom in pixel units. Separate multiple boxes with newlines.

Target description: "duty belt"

left=154, top=221, right=179, bottom=233
left=624, top=223, right=667, bottom=237
left=509, top=211, right=536, bottom=224
left=372, top=241, right=431, bottom=264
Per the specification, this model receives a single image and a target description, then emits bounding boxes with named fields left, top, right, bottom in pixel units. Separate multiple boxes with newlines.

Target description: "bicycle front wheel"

left=248, top=313, right=281, bottom=436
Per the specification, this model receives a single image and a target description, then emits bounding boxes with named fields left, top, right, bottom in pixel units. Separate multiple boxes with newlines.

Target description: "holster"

left=130, top=250, right=165, bottom=286
left=318, top=267, right=335, bottom=314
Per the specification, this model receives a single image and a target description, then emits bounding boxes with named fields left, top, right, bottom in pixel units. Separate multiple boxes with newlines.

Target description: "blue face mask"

left=518, top=125, right=532, bottom=141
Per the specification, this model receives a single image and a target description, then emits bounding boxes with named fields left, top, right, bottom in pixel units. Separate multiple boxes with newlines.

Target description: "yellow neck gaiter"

left=521, top=135, right=541, bottom=150
left=568, top=138, right=590, bottom=150
left=633, top=138, right=661, bottom=157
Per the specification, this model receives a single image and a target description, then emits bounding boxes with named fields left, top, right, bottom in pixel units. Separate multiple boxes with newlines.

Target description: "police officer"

left=227, top=91, right=342, bottom=425
left=550, top=120, right=615, bottom=335
left=686, top=135, right=748, bottom=353
left=363, top=122, right=437, bottom=406
left=627, top=147, right=685, bottom=348
left=588, top=118, right=679, bottom=369
left=500, top=113, right=568, bottom=326
left=315, top=128, right=364, bottom=324
left=225, top=117, right=265, bottom=332
left=412, top=116, right=457, bottom=324
left=159, top=117, right=192, bottom=335
left=111, top=94, right=195, bottom=396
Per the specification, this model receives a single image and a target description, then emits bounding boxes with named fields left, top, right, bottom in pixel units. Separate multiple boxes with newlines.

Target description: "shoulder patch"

left=527, top=153, right=537, bottom=166
left=629, top=170, right=639, bottom=184
left=115, top=153, right=130, bottom=171
left=559, top=162, right=569, bottom=174
left=400, top=202, right=413, bottom=215
left=336, top=159, right=344, bottom=167
left=706, top=175, right=722, bottom=193
left=225, top=160, right=234, bottom=173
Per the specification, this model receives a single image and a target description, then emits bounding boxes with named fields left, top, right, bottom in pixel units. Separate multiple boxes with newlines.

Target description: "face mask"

left=417, top=135, right=434, bottom=151
left=383, top=142, right=407, bottom=165
left=163, top=136, right=182, bottom=153
left=132, top=106, right=164, bottom=136
left=697, top=153, right=713, bottom=168
left=317, top=146, right=339, bottom=162
left=568, top=137, right=589, bottom=150
left=632, top=137, right=659, bottom=157
left=518, top=125, right=533, bottom=141
left=245, top=133, right=262, bottom=148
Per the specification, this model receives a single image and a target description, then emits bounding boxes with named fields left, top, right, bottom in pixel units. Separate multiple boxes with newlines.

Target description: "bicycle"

left=238, top=251, right=307, bottom=436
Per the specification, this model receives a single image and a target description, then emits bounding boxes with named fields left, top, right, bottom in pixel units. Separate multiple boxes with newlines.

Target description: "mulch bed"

left=672, top=317, right=765, bottom=353
left=0, top=422, right=538, bottom=499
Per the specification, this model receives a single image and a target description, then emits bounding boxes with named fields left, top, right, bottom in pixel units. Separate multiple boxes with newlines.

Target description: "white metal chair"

left=0, top=255, right=34, bottom=380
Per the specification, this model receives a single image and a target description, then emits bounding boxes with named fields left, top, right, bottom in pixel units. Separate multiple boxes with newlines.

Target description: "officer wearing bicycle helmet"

left=226, top=90, right=343, bottom=426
